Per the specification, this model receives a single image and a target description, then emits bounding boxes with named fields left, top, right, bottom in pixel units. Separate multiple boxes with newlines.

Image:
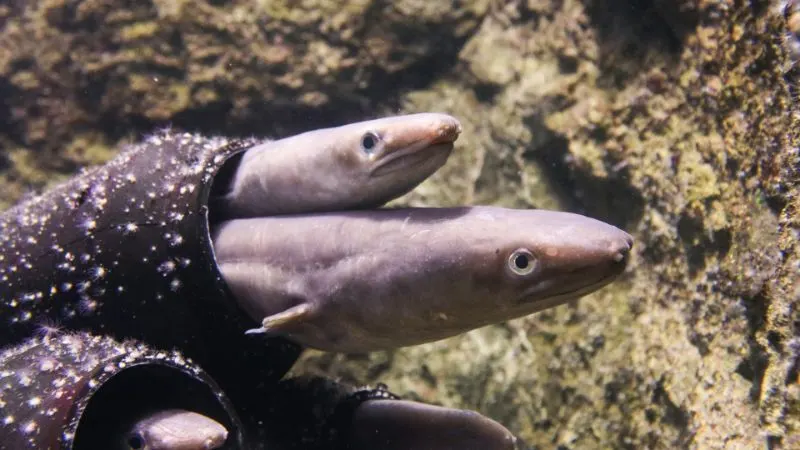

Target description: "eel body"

left=214, top=206, right=632, bottom=353
left=349, top=400, right=518, bottom=450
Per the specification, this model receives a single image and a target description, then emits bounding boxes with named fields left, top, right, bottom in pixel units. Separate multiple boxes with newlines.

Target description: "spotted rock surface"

left=0, top=131, right=251, bottom=348
left=0, top=332, right=242, bottom=450
left=0, top=131, right=302, bottom=445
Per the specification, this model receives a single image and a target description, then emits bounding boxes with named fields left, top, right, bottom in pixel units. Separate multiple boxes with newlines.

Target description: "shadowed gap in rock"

left=519, top=112, right=645, bottom=230
left=583, top=0, right=692, bottom=88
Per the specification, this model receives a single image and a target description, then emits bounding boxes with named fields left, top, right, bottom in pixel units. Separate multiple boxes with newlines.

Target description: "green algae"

left=117, top=21, right=159, bottom=40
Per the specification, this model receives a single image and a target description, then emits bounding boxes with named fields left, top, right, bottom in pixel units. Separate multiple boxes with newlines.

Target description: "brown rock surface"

left=1, top=1, right=797, bottom=448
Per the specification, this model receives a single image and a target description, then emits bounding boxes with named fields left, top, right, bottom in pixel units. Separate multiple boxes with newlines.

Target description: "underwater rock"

left=1, top=0, right=799, bottom=448
left=0, top=130, right=302, bottom=446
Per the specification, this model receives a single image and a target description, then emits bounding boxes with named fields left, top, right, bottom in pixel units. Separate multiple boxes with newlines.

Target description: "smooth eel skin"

left=213, top=206, right=633, bottom=353
left=349, top=400, right=518, bottom=450
left=123, top=410, right=229, bottom=450
left=213, top=113, right=462, bottom=218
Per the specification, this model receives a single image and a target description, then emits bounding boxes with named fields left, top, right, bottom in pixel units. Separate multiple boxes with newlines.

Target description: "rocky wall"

left=1, top=0, right=797, bottom=448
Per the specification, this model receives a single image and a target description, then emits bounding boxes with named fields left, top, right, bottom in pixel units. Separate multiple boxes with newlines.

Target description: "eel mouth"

left=515, top=250, right=631, bottom=307
left=370, top=141, right=454, bottom=177
left=369, top=116, right=461, bottom=177
left=528, top=270, right=623, bottom=304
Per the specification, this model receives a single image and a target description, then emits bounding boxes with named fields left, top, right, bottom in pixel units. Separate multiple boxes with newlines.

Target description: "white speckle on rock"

left=78, top=298, right=99, bottom=315
left=39, top=359, right=56, bottom=371
left=89, top=266, right=107, bottom=280
left=123, top=222, right=139, bottom=234
left=157, top=261, right=176, bottom=275
left=169, top=234, right=183, bottom=247
left=21, top=420, right=38, bottom=435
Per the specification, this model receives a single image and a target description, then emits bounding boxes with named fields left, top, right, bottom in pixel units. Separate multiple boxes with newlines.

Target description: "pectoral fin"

left=245, top=303, right=312, bottom=336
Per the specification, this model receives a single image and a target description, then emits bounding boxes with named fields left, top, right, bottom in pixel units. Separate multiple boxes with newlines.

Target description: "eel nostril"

left=611, top=236, right=633, bottom=263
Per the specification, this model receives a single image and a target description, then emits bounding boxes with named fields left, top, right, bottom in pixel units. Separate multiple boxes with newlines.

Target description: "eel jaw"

left=369, top=141, right=454, bottom=177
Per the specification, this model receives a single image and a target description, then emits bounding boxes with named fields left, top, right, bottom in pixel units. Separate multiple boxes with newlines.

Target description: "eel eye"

left=508, top=249, right=537, bottom=276
left=127, top=433, right=146, bottom=450
left=361, top=131, right=380, bottom=155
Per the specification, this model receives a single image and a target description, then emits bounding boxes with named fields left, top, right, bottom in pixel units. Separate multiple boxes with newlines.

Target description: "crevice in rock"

left=736, top=292, right=770, bottom=402
left=583, top=0, right=692, bottom=88
left=473, top=81, right=504, bottom=103
left=651, top=377, right=692, bottom=445
left=520, top=113, right=645, bottom=230
left=676, top=210, right=732, bottom=276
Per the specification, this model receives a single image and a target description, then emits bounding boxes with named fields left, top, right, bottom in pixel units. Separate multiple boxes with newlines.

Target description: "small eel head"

left=226, top=113, right=463, bottom=216
left=349, top=206, right=635, bottom=348
left=361, top=112, right=462, bottom=177
left=451, top=207, right=633, bottom=323
left=325, top=112, right=462, bottom=207
left=124, top=409, right=228, bottom=450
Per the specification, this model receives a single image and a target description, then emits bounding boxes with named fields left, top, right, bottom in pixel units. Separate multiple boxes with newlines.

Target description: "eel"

left=348, top=400, right=517, bottom=450
left=263, top=376, right=520, bottom=450
left=123, top=410, right=228, bottom=450
left=213, top=113, right=461, bottom=217
left=214, top=206, right=633, bottom=352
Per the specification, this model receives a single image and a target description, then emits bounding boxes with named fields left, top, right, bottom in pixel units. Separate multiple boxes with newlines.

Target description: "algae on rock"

left=1, top=0, right=798, bottom=448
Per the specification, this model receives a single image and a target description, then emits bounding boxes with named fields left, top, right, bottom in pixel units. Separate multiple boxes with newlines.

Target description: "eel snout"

left=516, top=211, right=634, bottom=306
left=368, top=113, right=462, bottom=177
